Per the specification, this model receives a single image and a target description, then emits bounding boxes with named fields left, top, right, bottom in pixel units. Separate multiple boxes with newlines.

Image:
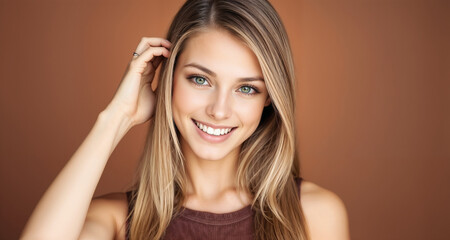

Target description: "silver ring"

left=133, top=52, right=140, bottom=57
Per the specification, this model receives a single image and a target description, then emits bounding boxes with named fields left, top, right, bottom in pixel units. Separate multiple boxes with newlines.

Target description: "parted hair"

left=128, top=0, right=309, bottom=239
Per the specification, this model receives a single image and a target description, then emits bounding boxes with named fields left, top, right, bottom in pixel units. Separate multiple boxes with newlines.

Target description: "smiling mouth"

left=192, top=119, right=235, bottom=136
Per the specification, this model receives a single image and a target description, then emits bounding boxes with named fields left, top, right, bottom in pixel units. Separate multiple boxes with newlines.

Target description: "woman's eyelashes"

left=187, top=75, right=260, bottom=95
left=238, top=85, right=259, bottom=95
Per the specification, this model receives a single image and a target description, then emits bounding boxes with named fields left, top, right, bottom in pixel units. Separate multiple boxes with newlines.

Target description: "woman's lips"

left=192, top=119, right=236, bottom=143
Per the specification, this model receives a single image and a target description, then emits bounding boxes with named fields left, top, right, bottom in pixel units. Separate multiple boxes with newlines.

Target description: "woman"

left=21, top=0, right=349, bottom=239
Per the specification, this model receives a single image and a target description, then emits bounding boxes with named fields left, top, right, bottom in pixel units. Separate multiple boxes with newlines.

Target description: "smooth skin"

left=172, top=29, right=270, bottom=212
left=21, top=30, right=350, bottom=240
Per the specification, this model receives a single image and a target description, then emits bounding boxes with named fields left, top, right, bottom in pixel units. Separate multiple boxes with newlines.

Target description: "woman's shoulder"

left=299, top=180, right=350, bottom=240
left=79, top=192, right=129, bottom=240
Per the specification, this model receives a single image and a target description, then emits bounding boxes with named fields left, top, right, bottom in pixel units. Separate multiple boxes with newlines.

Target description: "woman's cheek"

left=236, top=99, right=266, bottom=126
left=173, top=78, right=197, bottom=113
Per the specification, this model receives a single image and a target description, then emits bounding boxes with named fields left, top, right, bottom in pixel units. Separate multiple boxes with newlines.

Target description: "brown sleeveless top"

left=125, top=177, right=303, bottom=240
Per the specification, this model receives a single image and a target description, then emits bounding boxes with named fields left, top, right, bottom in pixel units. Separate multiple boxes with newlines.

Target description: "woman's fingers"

left=129, top=37, right=171, bottom=78
left=129, top=46, right=170, bottom=76
left=133, top=37, right=171, bottom=57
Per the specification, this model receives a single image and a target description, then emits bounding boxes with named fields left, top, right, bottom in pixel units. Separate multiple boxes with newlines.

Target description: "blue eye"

left=193, top=76, right=208, bottom=85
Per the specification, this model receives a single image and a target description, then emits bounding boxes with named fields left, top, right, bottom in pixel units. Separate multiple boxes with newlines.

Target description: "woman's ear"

left=264, top=96, right=271, bottom=107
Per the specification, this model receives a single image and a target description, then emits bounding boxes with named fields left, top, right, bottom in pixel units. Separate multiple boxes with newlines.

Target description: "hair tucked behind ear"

left=128, top=1, right=309, bottom=239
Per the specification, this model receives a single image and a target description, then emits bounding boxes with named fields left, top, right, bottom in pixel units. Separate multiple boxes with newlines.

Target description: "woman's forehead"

left=175, top=29, right=263, bottom=79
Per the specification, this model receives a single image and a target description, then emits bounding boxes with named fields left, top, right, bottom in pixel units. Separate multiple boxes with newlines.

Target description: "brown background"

left=1, top=0, right=449, bottom=239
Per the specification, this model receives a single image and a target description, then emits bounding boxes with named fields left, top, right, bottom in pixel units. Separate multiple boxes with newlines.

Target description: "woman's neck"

left=184, top=148, right=239, bottom=199
left=181, top=143, right=252, bottom=212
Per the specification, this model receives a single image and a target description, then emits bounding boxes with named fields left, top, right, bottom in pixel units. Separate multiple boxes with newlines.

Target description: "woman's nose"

left=206, top=90, right=232, bottom=120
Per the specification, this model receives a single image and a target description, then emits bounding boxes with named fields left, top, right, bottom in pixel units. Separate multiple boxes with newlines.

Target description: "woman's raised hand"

left=106, top=37, right=171, bottom=128
left=20, top=38, right=171, bottom=240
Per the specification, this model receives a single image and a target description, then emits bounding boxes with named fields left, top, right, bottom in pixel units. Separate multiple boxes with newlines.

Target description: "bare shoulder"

left=79, top=192, right=129, bottom=240
left=300, top=180, right=350, bottom=240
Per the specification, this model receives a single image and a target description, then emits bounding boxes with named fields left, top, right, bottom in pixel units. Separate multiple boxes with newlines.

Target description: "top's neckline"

left=177, top=204, right=254, bottom=225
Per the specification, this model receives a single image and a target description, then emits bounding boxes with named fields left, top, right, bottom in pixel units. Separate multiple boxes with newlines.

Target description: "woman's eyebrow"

left=184, top=63, right=216, bottom=77
left=184, top=62, right=264, bottom=82
left=238, top=77, right=264, bottom=82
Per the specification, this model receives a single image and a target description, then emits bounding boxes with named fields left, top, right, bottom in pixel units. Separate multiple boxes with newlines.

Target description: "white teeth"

left=214, top=129, right=220, bottom=135
left=194, top=120, right=233, bottom=136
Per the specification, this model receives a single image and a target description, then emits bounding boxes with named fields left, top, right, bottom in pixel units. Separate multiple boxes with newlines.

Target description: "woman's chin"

left=193, top=151, right=228, bottom=162
left=189, top=146, right=238, bottom=162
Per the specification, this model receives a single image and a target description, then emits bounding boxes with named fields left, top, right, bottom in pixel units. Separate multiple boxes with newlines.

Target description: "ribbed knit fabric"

left=126, top=177, right=303, bottom=240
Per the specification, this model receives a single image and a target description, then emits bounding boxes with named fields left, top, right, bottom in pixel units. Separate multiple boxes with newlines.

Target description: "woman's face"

left=172, top=28, right=270, bottom=162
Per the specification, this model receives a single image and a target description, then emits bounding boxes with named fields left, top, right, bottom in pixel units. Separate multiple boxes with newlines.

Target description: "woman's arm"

left=20, top=108, right=131, bottom=240
left=20, top=37, right=171, bottom=240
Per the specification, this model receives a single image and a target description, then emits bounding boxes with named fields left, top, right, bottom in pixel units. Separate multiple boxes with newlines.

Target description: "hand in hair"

left=20, top=38, right=171, bottom=240
left=106, top=37, right=171, bottom=128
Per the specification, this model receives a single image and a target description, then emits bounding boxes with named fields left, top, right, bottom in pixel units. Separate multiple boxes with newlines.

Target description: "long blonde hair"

left=128, top=0, right=308, bottom=239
